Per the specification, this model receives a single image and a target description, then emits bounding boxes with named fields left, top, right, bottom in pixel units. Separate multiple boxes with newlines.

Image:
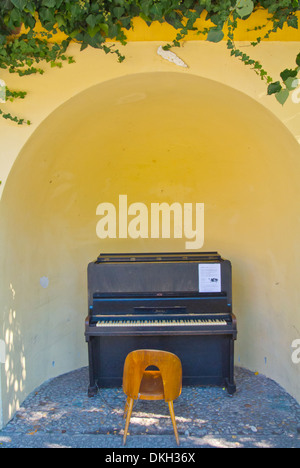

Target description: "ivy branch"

left=164, top=0, right=300, bottom=105
left=0, top=87, right=30, bottom=125
left=0, top=0, right=299, bottom=124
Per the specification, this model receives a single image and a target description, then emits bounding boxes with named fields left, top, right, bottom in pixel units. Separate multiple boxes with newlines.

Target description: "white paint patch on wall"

left=40, top=277, right=49, bottom=288
left=157, top=46, right=188, bottom=68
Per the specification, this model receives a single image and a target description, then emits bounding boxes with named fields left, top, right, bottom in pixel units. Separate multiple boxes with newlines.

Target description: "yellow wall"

left=0, top=33, right=300, bottom=427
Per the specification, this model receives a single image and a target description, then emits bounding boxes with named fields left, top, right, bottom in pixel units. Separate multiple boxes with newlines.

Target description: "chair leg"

left=123, top=397, right=134, bottom=445
left=168, top=401, right=179, bottom=446
left=124, top=396, right=130, bottom=419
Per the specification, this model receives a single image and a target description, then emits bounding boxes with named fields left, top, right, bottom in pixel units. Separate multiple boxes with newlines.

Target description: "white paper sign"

left=198, top=263, right=221, bottom=293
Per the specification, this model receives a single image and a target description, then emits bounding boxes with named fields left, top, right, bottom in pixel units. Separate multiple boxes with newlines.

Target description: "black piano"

left=85, top=252, right=237, bottom=396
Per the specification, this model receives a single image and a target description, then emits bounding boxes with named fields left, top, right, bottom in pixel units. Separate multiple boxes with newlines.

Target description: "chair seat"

left=139, top=371, right=164, bottom=400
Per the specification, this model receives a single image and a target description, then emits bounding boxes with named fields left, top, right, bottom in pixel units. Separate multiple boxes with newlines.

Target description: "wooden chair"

left=122, top=349, right=182, bottom=445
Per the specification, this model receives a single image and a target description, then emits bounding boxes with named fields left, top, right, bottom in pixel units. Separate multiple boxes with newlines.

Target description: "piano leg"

left=87, top=336, right=98, bottom=397
left=225, top=339, right=236, bottom=395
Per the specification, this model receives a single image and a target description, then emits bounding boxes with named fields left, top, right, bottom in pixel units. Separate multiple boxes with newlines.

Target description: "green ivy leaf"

left=10, top=0, right=28, bottom=9
left=206, top=28, right=224, bottom=43
left=149, top=4, right=164, bottom=18
left=87, top=26, right=101, bottom=38
left=267, top=81, right=282, bottom=95
left=236, top=0, right=254, bottom=19
left=55, top=15, right=65, bottom=29
left=70, top=3, right=82, bottom=17
left=86, top=14, right=98, bottom=29
left=140, top=0, right=150, bottom=17
left=280, top=68, right=298, bottom=82
left=10, top=8, right=22, bottom=25
left=41, top=0, right=57, bottom=7
left=165, top=12, right=184, bottom=29
left=285, top=77, right=299, bottom=91
left=276, top=89, right=289, bottom=106
left=296, top=53, right=300, bottom=67
left=113, top=7, right=125, bottom=20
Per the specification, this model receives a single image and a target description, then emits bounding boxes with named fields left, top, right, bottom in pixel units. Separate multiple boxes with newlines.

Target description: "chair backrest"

left=122, top=349, right=182, bottom=402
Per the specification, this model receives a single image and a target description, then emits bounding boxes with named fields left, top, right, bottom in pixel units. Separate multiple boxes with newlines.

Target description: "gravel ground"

left=0, top=366, right=299, bottom=448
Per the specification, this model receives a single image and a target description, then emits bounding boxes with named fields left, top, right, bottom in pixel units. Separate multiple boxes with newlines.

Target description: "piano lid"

left=96, top=252, right=222, bottom=263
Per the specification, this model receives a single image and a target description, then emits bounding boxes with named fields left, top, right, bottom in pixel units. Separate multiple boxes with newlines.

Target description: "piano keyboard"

left=96, top=318, right=228, bottom=327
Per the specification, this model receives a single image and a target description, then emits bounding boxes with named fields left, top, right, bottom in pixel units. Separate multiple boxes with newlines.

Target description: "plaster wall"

left=0, top=37, right=300, bottom=427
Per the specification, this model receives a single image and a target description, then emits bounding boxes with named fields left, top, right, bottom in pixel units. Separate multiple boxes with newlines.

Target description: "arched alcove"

left=1, top=72, right=300, bottom=425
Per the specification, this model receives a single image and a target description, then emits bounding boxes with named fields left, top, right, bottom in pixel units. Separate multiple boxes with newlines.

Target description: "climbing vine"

left=0, top=0, right=299, bottom=124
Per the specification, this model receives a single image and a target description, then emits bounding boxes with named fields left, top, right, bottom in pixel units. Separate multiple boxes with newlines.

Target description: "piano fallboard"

left=90, top=292, right=230, bottom=315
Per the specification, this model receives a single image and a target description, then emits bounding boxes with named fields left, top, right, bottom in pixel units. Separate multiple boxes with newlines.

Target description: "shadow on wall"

left=0, top=72, right=300, bottom=427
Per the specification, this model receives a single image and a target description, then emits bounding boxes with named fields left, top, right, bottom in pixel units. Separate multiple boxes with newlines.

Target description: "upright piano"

left=85, top=252, right=237, bottom=396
